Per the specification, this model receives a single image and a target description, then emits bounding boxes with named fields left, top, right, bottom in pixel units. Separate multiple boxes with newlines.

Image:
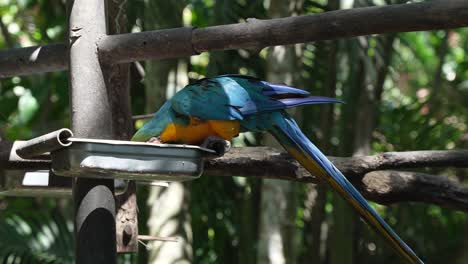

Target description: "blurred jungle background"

left=0, top=0, right=467, bottom=263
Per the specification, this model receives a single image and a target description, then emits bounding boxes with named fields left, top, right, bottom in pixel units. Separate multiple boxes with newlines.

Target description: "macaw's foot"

left=201, top=136, right=231, bottom=156
left=147, top=137, right=162, bottom=144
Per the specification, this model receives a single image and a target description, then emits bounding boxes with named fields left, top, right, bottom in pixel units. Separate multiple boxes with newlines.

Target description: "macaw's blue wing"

left=170, top=74, right=342, bottom=120
left=239, top=96, right=342, bottom=115
left=268, top=111, right=423, bottom=264
left=132, top=74, right=341, bottom=142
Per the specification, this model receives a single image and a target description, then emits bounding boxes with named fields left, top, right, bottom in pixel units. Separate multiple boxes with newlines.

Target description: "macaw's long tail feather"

left=269, top=112, right=423, bottom=264
left=277, top=96, right=344, bottom=107
left=261, top=82, right=311, bottom=96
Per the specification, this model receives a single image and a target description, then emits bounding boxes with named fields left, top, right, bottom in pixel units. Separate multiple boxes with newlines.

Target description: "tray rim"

left=68, top=137, right=216, bottom=154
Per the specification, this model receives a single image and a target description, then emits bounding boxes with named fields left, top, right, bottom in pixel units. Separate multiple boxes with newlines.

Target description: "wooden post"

left=68, top=0, right=116, bottom=263
left=105, top=0, right=139, bottom=253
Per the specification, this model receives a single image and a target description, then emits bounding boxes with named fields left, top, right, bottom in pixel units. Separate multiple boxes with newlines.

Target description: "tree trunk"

left=456, top=189, right=468, bottom=264
left=301, top=183, right=327, bottom=264
left=258, top=1, right=301, bottom=264
left=331, top=19, right=397, bottom=261
left=147, top=184, right=193, bottom=264
left=301, top=0, right=340, bottom=262
left=143, top=2, right=192, bottom=263
left=329, top=39, right=361, bottom=264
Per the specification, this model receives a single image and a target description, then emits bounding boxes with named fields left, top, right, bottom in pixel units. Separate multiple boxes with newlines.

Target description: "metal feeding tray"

left=11, top=129, right=216, bottom=183
left=51, top=138, right=216, bottom=181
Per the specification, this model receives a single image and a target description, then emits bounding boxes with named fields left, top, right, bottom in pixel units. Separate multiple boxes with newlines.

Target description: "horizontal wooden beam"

left=1, top=141, right=467, bottom=211
left=0, top=43, right=67, bottom=78
left=189, top=0, right=468, bottom=52
left=204, top=147, right=468, bottom=211
left=204, top=147, right=468, bottom=181
left=1, top=0, right=468, bottom=77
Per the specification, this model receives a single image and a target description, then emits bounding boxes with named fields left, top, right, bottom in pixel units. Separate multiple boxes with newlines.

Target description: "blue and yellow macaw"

left=132, top=74, right=423, bottom=264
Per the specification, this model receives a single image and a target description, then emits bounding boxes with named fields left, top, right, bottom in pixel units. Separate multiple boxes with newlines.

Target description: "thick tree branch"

left=204, top=147, right=468, bottom=181
left=1, top=142, right=467, bottom=211
left=1, top=0, right=468, bottom=77
left=362, top=171, right=468, bottom=211
left=204, top=147, right=468, bottom=211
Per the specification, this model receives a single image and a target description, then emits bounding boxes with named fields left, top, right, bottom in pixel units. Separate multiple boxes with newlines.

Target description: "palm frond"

left=0, top=209, right=74, bottom=264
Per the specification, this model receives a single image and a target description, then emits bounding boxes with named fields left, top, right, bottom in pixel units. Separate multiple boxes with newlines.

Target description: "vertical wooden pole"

left=105, top=0, right=139, bottom=253
left=68, top=0, right=116, bottom=263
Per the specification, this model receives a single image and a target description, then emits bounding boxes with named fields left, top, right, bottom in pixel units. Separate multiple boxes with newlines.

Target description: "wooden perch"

left=362, top=171, right=468, bottom=212
left=204, top=147, right=468, bottom=181
left=1, top=141, right=467, bottom=211
left=1, top=0, right=468, bottom=77
left=204, top=147, right=468, bottom=211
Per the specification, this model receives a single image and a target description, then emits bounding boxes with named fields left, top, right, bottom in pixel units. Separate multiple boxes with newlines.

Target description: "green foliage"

left=0, top=1, right=68, bottom=139
left=0, top=204, right=73, bottom=263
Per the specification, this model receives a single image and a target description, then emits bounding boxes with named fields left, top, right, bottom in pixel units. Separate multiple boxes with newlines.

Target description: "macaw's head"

left=131, top=101, right=175, bottom=142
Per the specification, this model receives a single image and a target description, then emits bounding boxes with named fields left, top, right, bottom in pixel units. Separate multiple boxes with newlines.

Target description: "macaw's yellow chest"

left=159, top=117, right=240, bottom=144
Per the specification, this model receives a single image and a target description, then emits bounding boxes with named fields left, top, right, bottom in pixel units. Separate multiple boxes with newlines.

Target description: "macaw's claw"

left=201, top=136, right=231, bottom=156
left=147, top=137, right=162, bottom=144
